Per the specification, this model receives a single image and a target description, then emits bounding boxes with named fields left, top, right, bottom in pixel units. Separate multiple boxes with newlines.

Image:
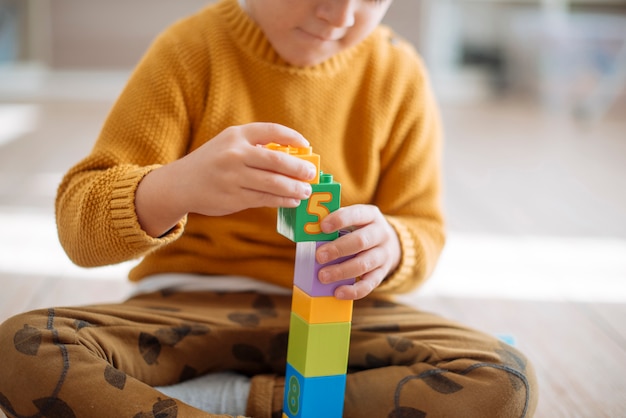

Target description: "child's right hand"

left=135, top=123, right=316, bottom=237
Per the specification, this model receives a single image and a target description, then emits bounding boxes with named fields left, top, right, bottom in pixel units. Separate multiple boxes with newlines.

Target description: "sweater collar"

left=216, top=0, right=372, bottom=75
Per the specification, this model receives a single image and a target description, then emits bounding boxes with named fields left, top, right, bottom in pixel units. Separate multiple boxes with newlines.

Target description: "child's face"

left=244, top=0, right=392, bottom=67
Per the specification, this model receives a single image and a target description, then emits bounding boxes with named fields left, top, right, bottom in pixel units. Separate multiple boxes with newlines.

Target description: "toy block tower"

left=266, top=144, right=355, bottom=418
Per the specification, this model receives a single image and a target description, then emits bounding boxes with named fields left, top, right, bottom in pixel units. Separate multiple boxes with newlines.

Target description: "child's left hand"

left=316, top=204, right=401, bottom=300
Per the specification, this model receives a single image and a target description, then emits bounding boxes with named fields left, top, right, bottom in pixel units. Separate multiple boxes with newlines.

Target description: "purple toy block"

left=294, top=240, right=356, bottom=297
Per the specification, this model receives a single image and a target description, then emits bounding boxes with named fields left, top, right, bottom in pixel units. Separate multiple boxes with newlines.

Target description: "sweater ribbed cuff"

left=110, top=165, right=185, bottom=253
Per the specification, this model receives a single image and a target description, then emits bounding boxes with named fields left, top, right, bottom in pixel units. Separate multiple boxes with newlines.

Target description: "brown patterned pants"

left=0, top=290, right=538, bottom=418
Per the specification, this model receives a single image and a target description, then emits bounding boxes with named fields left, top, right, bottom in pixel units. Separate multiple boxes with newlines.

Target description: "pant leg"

left=0, top=290, right=293, bottom=418
left=343, top=296, right=538, bottom=418
left=1, top=290, right=538, bottom=418
left=248, top=295, right=539, bottom=418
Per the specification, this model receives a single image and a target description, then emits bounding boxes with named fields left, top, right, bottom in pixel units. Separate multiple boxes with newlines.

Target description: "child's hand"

left=176, top=123, right=316, bottom=214
left=316, top=204, right=401, bottom=300
left=136, top=123, right=316, bottom=237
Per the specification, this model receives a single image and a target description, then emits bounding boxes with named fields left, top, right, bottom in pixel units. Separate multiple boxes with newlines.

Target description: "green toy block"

left=278, top=173, right=340, bottom=242
left=286, top=312, right=351, bottom=377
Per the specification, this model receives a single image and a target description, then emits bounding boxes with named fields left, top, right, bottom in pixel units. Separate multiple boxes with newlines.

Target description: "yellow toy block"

left=265, top=143, right=321, bottom=184
left=291, top=285, right=353, bottom=324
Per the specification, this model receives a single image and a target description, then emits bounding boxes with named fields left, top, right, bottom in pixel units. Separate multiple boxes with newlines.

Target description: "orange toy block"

left=265, top=143, right=321, bottom=184
left=291, top=285, right=353, bottom=324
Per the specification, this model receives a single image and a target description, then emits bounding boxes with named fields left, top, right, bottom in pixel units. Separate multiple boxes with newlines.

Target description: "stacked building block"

left=266, top=144, right=354, bottom=418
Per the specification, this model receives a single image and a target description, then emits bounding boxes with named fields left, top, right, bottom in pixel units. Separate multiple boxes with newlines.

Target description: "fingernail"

left=319, top=270, right=330, bottom=283
left=307, top=168, right=317, bottom=180
left=303, top=183, right=312, bottom=197
left=317, top=250, right=329, bottom=264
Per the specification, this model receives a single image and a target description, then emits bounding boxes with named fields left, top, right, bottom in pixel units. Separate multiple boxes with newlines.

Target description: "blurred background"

left=0, top=0, right=625, bottom=416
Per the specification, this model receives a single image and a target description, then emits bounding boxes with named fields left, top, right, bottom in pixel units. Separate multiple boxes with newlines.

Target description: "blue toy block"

left=283, top=363, right=346, bottom=418
left=496, top=334, right=517, bottom=346
left=294, top=240, right=356, bottom=297
left=277, top=173, right=340, bottom=242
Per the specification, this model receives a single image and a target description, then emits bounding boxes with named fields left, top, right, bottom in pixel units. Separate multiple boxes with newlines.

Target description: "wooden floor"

left=1, top=70, right=625, bottom=417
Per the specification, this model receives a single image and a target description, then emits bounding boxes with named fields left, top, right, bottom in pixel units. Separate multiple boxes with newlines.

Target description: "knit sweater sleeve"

left=374, top=47, right=446, bottom=294
left=55, top=21, right=204, bottom=267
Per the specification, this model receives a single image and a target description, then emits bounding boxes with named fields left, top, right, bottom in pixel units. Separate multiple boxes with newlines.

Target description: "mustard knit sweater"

left=55, top=0, right=445, bottom=294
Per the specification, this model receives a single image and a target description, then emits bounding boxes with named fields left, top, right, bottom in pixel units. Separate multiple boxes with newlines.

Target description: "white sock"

left=156, top=372, right=251, bottom=416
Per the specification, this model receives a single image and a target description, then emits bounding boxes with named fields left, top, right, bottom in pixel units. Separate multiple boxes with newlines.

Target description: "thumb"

left=242, top=122, right=310, bottom=148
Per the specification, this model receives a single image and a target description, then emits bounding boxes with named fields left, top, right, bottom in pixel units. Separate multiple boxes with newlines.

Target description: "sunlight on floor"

left=0, top=206, right=137, bottom=280
left=1, top=207, right=624, bottom=303
left=423, top=234, right=626, bottom=303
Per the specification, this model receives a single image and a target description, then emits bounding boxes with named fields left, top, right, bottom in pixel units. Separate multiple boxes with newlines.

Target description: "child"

left=0, top=0, right=538, bottom=417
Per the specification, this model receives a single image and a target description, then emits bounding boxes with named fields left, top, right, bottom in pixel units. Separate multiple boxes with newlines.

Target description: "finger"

left=320, top=205, right=376, bottom=234
left=239, top=188, right=305, bottom=209
left=318, top=246, right=385, bottom=285
left=237, top=161, right=313, bottom=199
left=316, top=227, right=378, bottom=264
left=251, top=147, right=318, bottom=182
left=334, top=271, right=385, bottom=300
left=240, top=172, right=312, bottom=203
left=242, top=122, right=310, bottom=148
